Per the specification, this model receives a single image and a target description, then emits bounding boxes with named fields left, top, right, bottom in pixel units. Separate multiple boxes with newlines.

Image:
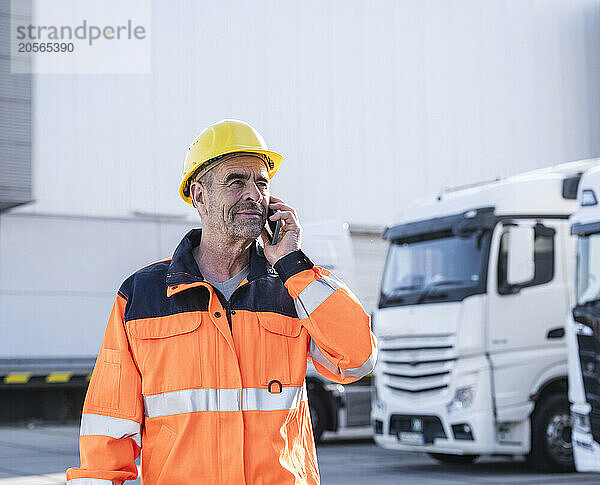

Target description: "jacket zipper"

left=226, top=278, right=253, bottom=332
left=225, top=301, right=232, bottom=332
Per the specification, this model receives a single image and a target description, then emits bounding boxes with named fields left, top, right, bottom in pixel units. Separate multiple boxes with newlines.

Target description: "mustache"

left=231, top=202, right=266, bottom=217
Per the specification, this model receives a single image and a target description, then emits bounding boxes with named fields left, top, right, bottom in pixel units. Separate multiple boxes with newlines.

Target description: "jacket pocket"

left=89, top=348, right=121, bottom=411
left=257, top=312, right=305, bottom=387
left=128, top=315, right=202, bottom=339
left=127, top=315, right=203, bottom=394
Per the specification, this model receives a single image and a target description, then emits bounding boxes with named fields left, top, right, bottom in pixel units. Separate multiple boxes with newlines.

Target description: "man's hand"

left=260, top=196, right=302, bottom=266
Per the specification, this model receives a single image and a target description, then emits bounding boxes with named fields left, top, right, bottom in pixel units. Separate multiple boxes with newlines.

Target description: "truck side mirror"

left=506, top=225, right=535, bottom=286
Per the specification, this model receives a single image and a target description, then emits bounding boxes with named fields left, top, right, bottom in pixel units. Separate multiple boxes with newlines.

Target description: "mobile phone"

left=267, top=208, right=281, bottom=245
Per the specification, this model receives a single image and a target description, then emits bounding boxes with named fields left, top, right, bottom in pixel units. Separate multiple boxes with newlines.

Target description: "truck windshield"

left=380, top=230, right=490, bottom=307
left=576, top=233, right=600, bottom=305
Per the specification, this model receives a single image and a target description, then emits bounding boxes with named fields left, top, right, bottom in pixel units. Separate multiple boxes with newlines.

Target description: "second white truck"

left=567, top=164, right=600, bottom=472
left=372, top=159, right=600, bottom=471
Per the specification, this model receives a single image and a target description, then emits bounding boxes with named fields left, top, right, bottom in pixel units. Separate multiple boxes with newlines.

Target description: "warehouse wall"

left=8, top=0, right=600, bottom=228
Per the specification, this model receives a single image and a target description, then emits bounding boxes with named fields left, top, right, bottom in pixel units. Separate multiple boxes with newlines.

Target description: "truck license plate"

left=398, top=431, right=425, bottom=445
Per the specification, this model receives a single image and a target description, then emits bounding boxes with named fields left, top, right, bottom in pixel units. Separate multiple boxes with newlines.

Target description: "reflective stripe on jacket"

left=66, top=228, right=377, bottom=485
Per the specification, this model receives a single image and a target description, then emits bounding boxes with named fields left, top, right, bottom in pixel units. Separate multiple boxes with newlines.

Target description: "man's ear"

left=190, top=182, right=206, bottom=212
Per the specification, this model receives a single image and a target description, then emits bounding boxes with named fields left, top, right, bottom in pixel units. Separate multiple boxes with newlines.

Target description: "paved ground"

left=0, top=422, right=598, bottom=484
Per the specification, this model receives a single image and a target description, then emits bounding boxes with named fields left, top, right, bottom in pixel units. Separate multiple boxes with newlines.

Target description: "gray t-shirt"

left=204, top=264, right=250, bottom=301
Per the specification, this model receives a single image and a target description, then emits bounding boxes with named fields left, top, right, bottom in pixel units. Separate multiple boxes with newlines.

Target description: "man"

left=66, top=119, right=377, bottom=484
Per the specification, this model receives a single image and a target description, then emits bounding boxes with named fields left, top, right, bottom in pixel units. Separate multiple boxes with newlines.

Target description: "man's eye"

left=231, top=180, right=244, bottom=187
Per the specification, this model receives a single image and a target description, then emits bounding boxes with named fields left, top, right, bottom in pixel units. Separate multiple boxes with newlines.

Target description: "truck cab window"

left=576, top=234, right=600, bottom=304
left=379, top=229, right=491, bottom=307
left=497, top=226, right=554, bottom=294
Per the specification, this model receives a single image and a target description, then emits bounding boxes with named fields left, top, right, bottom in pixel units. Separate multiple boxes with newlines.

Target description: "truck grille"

left=378, top=334, right=456, bottom=397
left=389, top=414, right=447, bottom=442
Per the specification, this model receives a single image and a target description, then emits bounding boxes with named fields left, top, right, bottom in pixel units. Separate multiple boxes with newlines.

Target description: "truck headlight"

left=447, top=385, right=476, bottom=414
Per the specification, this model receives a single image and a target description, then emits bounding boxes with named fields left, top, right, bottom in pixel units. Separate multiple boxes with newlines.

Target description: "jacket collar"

left=165, top=228, right=274, bottom=297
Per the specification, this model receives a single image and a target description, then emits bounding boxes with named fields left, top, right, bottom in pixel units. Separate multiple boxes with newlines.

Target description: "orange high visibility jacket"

left=66, top=228, right=376, bottom=485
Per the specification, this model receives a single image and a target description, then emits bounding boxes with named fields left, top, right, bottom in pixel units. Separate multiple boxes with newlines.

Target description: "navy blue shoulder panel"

left=232, top=274, right=298, bottom=318
left=117, top=261, right=297, bottom=321
left=118, top=260, right=210, bottom=322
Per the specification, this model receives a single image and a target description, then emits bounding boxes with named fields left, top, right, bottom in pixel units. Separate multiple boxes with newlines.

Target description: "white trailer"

left=567, top=165, right=600, bottom=472
left=0, top=212, right=370, bottom=437
left=0, top=212, right=196, bottom=397
left=371, top=159, right=600, bottom=471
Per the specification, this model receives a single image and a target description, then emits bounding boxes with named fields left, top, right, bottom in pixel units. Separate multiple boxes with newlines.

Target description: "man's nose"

left=244, top=182, right=264, bottom=203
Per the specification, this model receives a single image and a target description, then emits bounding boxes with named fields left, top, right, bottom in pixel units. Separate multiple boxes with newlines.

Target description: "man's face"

left=201, top=155, right=270, bottom=239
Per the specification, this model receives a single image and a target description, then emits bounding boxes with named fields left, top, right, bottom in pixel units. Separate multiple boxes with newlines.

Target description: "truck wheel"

left=528, top=394, right=574, bottom=472
left=308, top=392, right=328, bottom=442
left=428, top=453, right=478, bottom=465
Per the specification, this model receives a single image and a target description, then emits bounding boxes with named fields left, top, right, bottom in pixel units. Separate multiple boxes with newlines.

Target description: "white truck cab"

left=372, top=159, right=600, bottom=471
left=567, top=164, right=600, bottom=472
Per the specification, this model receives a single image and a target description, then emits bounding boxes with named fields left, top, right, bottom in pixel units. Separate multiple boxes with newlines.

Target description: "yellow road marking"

left=4, top=374, right=31, bottom=384
left=46, top=373, right=72, bottom=383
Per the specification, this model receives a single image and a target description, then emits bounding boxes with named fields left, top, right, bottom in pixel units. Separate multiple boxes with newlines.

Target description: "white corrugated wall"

left=11, top=0, right=600, bottom=226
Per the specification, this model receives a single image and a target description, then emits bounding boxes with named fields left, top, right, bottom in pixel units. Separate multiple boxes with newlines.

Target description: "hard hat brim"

left=179, top=147, right=283, bottom=206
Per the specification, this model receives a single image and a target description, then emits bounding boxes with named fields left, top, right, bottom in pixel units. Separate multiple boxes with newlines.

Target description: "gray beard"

left=204, top=197, right=267, bottom=240
left=224, top=216, right=265, bottom=239
left=221, top=203, right=267, bottom=239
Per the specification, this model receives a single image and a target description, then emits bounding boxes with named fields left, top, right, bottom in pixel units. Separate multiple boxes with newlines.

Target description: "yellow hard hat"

left=179, top=119, right=283, bottom=206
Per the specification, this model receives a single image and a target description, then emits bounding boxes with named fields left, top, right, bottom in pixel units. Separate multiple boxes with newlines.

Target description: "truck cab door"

left=486, top=219, right=570, bottom=422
